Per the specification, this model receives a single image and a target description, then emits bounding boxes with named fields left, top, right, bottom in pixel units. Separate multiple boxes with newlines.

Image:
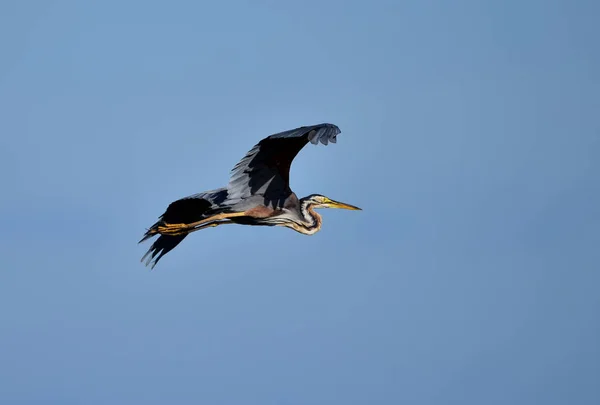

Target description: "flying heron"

left=139, top=123, right=361, bottom=268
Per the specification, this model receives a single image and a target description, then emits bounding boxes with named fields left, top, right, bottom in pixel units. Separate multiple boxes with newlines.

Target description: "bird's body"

left=140, top=123, right=360, bottom=268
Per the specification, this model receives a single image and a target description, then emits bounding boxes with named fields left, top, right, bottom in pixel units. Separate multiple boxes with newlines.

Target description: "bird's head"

left=303, top=194, right=362, bottom=211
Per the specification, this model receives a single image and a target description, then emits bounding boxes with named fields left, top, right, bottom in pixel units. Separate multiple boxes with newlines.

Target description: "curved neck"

left=297, top=198, right=322, bottom=235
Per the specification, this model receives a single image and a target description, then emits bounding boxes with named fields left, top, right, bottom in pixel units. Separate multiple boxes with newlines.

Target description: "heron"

left=139, top=123, right=361, bottom=268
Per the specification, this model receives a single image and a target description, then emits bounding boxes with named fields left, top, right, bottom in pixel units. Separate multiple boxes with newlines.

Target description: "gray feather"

left=226, top=123, right=341, bottom=208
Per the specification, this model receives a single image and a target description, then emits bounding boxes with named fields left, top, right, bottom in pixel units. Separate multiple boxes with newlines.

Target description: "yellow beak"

left=325, top=199, right=362, bottom=211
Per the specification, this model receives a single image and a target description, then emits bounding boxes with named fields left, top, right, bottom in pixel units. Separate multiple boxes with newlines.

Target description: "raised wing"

left=226, top=123, right=341, bottom=208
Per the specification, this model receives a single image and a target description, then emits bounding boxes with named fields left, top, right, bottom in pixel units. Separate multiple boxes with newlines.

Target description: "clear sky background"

left=1, top=1, right=599, bottom=404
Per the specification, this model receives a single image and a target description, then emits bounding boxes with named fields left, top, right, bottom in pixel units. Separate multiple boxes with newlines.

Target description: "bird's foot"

left=157, top=222, right=189, bottom=235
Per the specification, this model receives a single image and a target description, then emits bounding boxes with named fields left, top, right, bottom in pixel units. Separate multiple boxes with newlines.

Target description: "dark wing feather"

left=226, top=123, right=341, bottom=208
left=139, top=188, right=228, bottom=269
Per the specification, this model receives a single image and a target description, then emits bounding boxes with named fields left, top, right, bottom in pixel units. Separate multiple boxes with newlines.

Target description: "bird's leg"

left=160, top=220, right=232, bottom=236
left=187, top=220, right=234, bottom=234
left=186, top=212, right=247, bottom=228
left=157, top=212, right=246, bottom=235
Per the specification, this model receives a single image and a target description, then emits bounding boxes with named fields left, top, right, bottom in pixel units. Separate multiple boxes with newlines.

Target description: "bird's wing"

left=139, top=188, right=228, bottom=268
left=226, top=123, right=341, bottom=208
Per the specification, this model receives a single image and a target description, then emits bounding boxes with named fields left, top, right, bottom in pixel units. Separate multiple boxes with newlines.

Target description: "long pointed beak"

left=327, top=199, right=362, bottom=211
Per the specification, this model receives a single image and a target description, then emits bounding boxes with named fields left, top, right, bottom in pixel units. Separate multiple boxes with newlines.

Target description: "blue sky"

left=1, top=0, right=599, bottom=404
